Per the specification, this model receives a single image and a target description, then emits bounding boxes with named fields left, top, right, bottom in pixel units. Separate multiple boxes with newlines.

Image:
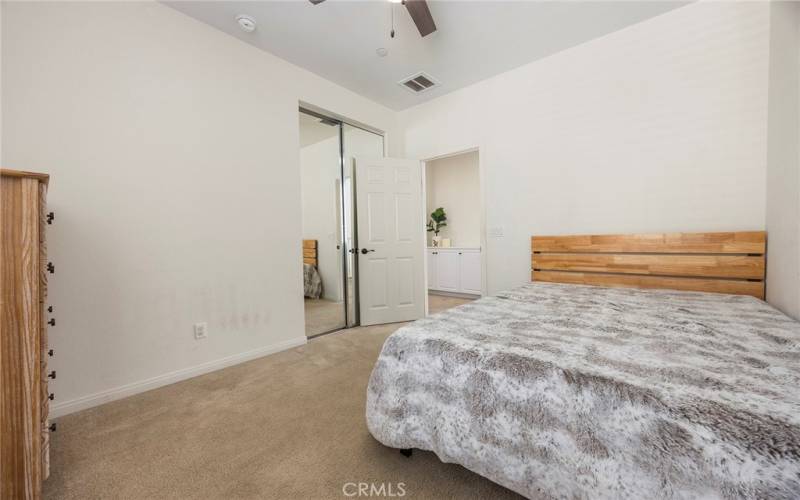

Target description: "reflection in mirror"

left=299, top=111, right=346, bottom=337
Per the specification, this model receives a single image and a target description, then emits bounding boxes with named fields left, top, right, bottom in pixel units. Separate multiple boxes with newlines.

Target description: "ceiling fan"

left=309, top=0, right=437, bottom=38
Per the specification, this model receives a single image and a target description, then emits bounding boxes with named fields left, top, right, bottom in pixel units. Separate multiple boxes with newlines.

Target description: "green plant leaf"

left=430, top=207, right=447, bottom=223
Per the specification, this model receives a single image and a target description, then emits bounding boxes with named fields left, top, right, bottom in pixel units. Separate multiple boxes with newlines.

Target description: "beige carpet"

left=304, top=297, right=346, bottom=337
left=44, top=295, right=521, bottom=500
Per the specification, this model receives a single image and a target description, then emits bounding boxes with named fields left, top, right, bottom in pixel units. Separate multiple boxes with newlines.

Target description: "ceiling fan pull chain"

left=390, top=4, right=395, bottom=39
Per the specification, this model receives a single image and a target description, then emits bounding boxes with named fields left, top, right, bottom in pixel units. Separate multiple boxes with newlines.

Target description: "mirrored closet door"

left=299, top=110, right=346, bottom=337
left=299, top=110, right=384, bottom=337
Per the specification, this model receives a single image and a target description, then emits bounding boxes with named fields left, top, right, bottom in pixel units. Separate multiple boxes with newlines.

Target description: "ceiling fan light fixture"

left=236, top=15, right=257, bottom=33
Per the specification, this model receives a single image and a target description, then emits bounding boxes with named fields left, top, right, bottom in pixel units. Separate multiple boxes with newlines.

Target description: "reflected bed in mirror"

left=302, top=239, right=342, bottom=337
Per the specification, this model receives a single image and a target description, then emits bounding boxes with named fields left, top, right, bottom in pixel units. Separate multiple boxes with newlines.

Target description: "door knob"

left=360, top=248, right=375, bottom=254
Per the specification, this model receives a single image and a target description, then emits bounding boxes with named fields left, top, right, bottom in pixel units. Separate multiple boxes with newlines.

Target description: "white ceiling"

left=166, top=1, right=688, bottom=111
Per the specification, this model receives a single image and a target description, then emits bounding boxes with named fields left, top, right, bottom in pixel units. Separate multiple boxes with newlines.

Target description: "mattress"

left=366, top=282, right=800, bottom=499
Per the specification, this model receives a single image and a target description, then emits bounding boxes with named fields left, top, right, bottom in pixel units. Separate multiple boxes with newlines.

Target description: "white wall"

left=400, top=2, right=770, bottom=295
left=300, top=133, right=343, bottom=302
left=766, top=1, right=800, bottom=320
left=425, top=151, right=481, bottom=247
left=1, top=1, right=397, bottom=416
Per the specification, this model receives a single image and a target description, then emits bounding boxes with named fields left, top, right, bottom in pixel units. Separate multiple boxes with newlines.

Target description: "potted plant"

left=426, top=207, right=447, bottom=247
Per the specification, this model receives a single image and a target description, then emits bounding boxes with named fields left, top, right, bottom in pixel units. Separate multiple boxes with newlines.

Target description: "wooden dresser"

left=1, top=169, right=54, bottom=499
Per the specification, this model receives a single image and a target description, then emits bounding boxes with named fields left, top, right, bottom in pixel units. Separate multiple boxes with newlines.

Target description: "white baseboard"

left=50, top=336, right=307, bottom=418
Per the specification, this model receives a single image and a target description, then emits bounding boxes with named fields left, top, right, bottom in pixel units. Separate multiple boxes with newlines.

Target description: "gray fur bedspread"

left=366, top=282, right=800, bottom=499
left=303, top=263, right=322, bottom=299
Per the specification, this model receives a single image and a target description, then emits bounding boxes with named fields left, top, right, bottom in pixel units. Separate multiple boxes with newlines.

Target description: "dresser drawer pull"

left=48, top=349, right=54, bottom=357
left=47, top=371, right=56, bottom=380
left=48, top=393, right=55, bottom=401
left=49, top=423, right=57, bottom=432
left=47, top=262, right=55, bottom=274
left=47, top=211, right=55, bottom=224
left=48, top=318, right=56, bottom=326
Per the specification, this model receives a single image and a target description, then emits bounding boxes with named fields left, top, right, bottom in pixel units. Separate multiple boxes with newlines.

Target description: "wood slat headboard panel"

left=303, top=239, right=318, bottom=267
left=531, top=231, right=766, bottom=299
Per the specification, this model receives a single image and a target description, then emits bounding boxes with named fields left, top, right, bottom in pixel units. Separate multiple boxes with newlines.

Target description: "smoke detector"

left=236, top=15, right=257, bottom=33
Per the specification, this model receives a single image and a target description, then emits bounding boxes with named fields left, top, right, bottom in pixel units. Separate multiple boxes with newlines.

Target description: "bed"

left=303, top=239, right=322, bottom=299
left=366, top=231, right=800, bottom=499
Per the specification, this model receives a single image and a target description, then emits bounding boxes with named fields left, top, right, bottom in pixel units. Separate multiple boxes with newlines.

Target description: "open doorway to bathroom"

left=424, top=149, right=484, bottom=312
left=298, top=108, right=384, bottom=337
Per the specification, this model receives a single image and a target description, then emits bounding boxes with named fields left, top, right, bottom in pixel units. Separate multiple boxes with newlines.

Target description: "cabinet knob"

left=49, top=423, right=57, bottom=432
left=48, top=305, right=53, bottom=313
left=48, top=318, right=56, bottom=326
left=48, top=349, right=54, bottom=357
left=47, top=370, right=56, bottom=380
left=46, top=212, right=55, bottom=224
left=47, top=262, right=55, bottom=274
left=48, top=393, right=55, bottom=401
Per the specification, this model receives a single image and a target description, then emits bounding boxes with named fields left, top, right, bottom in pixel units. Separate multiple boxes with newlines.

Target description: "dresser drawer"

left=1, top=169, right=52, bottom=498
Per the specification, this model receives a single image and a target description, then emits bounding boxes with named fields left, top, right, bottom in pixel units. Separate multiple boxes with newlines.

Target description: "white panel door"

left=436, top=250, right=460, bottom=292
left=356, top=157, right=425, bottom=326
left=427, top=249, right=438, bottom=290
left=459, top=250, right=482, bottom=295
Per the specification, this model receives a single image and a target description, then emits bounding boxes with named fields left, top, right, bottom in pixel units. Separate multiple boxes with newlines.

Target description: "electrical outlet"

left=194, top=322, right=208, bottom=340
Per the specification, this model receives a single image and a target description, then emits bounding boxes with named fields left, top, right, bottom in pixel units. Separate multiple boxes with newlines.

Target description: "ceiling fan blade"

left=309, top=0, right=326, bottom=4
left=404, top=0, right=437, bottom=37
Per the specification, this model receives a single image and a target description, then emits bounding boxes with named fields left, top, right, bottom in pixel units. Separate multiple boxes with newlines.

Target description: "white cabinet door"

left=436, top=250, right=460, bottom=292
left=459, top=250, right=482, bottom=295
left=355, top=157, right=425, bottom=326
left=427, top=249, right=438, bottom=290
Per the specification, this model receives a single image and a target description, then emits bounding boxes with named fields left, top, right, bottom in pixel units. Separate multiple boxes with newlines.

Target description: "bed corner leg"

left=399, top=448, right=413, bottom=458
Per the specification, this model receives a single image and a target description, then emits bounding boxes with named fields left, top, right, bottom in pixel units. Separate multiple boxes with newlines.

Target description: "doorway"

left=298, top=109, right=385, bottom=337
left=423, top=149, right=484, bottom=310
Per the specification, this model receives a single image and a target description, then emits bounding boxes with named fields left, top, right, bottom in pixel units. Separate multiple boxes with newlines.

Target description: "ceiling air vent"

left=398, top=72, right=439, bottom=94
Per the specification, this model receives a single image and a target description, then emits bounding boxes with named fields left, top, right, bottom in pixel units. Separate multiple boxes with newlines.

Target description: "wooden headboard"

left=303, top=239, right=318, bottom=267
left=531, top=231, right=766, bottom=299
